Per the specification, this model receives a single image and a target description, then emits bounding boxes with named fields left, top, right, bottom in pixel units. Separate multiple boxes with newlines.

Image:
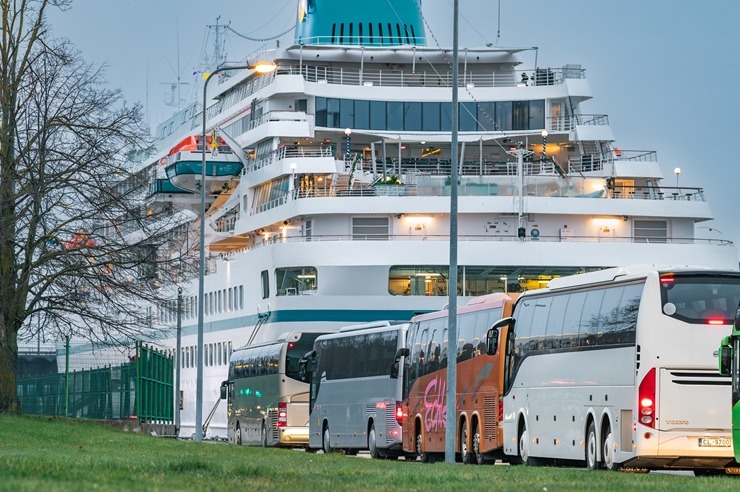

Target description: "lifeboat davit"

left=165, top=135, right=243, bottom=193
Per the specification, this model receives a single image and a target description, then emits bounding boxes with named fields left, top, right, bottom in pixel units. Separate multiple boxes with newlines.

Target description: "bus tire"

left=518, top=421, right=540, bottom=466
left=586, top=421, right=599, bottom=470
left=322, top=423, right=332, bottom=453
left=368, top=423, right=382, bottom=459
left=261, top=421, right=268, bottom=447
left=602, top=422, right=619, bottom=471
left=416, top=429, right=430, bottom=463
left=472, top=421, right=484, bottom=465
left=234, top=423, right=242, bottom=446
left=461, top=424, right=473, bottom=464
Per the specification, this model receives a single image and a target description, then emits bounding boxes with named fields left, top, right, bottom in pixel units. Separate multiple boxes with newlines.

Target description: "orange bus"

left=401, top=293, right=517, bottom=463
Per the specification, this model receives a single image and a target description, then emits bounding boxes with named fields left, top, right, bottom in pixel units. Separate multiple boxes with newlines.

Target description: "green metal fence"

left=17, top=342, right=173, bottom=423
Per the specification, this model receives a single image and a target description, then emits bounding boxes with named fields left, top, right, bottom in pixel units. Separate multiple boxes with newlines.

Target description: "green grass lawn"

left=0, top=414, right=736, bottom=491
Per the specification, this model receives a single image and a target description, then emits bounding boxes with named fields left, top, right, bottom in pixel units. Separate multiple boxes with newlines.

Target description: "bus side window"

left=546, top=295, right=568, bottom=349
left=562, top=292, right=586, bottom=348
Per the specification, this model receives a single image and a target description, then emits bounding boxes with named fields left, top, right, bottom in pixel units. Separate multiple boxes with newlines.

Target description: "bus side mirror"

left=487, top=317, right=514, bottom=355
left=220, top=380, right=230, bottom=400
left=486, top=328, right=499, bottom=355
left=298, top=350, right=316, bottom=382
left=718, top=337, right=732, bottom=377
left=390, top=348, right=410, bottom=379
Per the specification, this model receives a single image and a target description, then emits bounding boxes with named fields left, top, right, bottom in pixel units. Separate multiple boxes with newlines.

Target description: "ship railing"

left=247, top=181, right=705, bottom=216
left=232, top=234, right=733, bottom=252
left=278, top=64, right=576, bottom=89
left=246, top=144, right=335, bottom=174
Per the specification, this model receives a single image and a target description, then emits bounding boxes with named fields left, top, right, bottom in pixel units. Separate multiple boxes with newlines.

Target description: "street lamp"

left=195, top=60, right=276, bottom=442
left=344, top=128, right=352, bottom=169
left=674, top=167, right=681, bottom=190
left=540, top=130, right=548, bottom=162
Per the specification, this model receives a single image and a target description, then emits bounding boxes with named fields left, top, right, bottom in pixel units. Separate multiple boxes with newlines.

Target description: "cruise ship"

left=134, top=0, right=737, bottom=438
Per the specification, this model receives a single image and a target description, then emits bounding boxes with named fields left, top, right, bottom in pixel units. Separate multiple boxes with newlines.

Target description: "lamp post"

left=540, top=130, right=548, bottom=162
left=196, top=60, right=276, bottom=442
left=344, top=128, right=352, bottom=170
left=175, top=287, right=182, bottom=436
left=674, top=167, right=681, bottom=191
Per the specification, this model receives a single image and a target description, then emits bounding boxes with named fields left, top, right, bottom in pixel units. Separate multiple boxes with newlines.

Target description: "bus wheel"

left=416, top=430, right=430, bottom=463
left=368, top=423, right=382, bottom=459
left=472, top=422, right=484, bottom=465
left=602, top=423, right=618, bottom=471
left=322, top=424, right=332, bottom=453
left=586, top=421, right=599, bottom=470
left=461, top=425, right=472, bottom=464
left=234, top=423, right=242, bottom=446
left=261, top=421, right=268, bottom=447
left=519, top=422, right=537, bottom=466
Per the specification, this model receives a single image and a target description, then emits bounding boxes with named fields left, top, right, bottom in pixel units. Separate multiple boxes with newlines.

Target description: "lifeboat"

left=165, top=134, right=243, bottom=193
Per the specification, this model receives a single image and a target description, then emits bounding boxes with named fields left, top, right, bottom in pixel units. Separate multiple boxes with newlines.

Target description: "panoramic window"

left=275, top=266, right=318, bottom=296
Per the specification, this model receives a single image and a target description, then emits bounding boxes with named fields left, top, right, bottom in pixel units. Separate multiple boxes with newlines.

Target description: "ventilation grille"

left=484, top=396, right=497, bottom=437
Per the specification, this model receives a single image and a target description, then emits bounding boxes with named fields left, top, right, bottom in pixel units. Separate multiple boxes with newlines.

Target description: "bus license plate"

left=698, top=437, right=731, bottom=448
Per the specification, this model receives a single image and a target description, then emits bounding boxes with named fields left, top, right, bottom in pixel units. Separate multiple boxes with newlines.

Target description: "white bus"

left=221, top=331, right=330, bottom=447
left=302, top=321, right=409, bottom=458
left=494, top=266, right=740, bottom=475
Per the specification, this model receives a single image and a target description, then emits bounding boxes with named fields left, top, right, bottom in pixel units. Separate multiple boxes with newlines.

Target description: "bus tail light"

left=638, top=367, right=656, bottom=428
left=498, top=398, right=503, bottom=423
left=395, top=401, right=404, bottom=426
left=277, top=402, right=287, bottom=428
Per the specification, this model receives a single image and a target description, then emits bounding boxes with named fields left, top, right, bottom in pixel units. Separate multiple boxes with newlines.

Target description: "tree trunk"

left=0, top=328, right=19, bottom=413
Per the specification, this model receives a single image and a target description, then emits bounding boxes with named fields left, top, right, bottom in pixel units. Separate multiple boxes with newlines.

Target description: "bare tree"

left=0, top=0, right=191, bottom=412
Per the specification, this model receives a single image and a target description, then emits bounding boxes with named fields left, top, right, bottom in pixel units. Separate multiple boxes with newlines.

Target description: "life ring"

left=530, top=228, right=540, bottom=238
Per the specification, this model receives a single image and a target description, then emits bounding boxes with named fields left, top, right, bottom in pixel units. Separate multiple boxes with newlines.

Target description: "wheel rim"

left=519, top=428, right=529, bottom=464
left=473, top=425, right=482, bottom=463
left=323, top=427, right=330, bottom=453
left=416, top=432, right=424, bottom=458
left=369, top=426, right=377, bottom=456
left=461, top=427, right=469, bottom=462
left=235, top=425, right=241, bottom=445
left=603, top=431, right=614, bottom=470
left=587, top=427, right=597, bottom=469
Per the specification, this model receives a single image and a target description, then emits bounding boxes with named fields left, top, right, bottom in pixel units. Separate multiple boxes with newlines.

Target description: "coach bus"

left=220, top=331, right=329, bottom=447
left=302, top=322, right=409, bottom=458
left=718, top=302, right=740, bottom=462
left=495, top=266, right=740, bottom=475
left=402, top=293, right=517, bottom=464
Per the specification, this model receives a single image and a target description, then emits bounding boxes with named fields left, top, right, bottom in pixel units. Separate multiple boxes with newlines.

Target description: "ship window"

left=261, top=270, right=269, bottom=299
left=387, top=102, right=403, bottom=131
left=410, top=25, right=417, bottom=44
left=404, top=102, right=422, bottom=131
left=326, top=98, right=340, bottom=127
left=496, top=101, right=512, bottom=131
left=349, top=23, right=353, bottom=44
left=276, top=266, right=317, bottom=296
left=352, top=217, right=389, bottom=240
left=477, top=102, right=496, bottom=131
left=404, top=24, right=410, bottom=44
left=422, top=102, right=440, bottom=131
left=529, top=100, right=545, bottom=129
left=239, top=285, right=244, bottom=309
left=355, top=100, right=369, bottom=129
left=396, top=23, right=402, bottom=44
left=368, top=23, right=374, bottom=44
left=378, top=23, right=383, bottom=44
left=387, top=23, right=392, bottom=43
left=340, top=99, right=354, bottom=128
left=370, top=101, right=386, bottom=130
left=633, top=219, right=667, bottom=243
left=441, top=102, right=453, bottom=131
left=315, top=97, right=327, bottom=126
left=460, top=102, right=477, bottom=131
left=331, top=23, right=336, bottom=44
left=339, top=23, right=344, bottom=44
left=513, top=101, right=529, bottom=130
left=358, top=23, right=363, bottom=45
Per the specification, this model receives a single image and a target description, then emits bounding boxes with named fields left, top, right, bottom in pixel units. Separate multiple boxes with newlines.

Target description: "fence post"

left=65, top=336, right=69, bottom=418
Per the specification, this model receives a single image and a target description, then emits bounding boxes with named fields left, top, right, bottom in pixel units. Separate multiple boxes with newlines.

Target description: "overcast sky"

left=47, top=0, right=740, bottom=261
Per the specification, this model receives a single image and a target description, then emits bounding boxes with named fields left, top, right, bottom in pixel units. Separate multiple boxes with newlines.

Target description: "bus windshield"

left=285, top=333, right=324, bottom=381
left=660, top=273, right=740, bottom=324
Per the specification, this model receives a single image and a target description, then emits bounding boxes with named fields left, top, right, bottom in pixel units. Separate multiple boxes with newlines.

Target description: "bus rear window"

left=661, top=274, right=740, bottom=324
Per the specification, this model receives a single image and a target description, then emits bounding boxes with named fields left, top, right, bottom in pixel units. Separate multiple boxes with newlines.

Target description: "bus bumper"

left=278, top=426, right=310, bottom=446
